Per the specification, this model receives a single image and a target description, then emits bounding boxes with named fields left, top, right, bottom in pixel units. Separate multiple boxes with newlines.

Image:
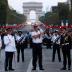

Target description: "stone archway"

left=23, top=2, right=44, bottom=22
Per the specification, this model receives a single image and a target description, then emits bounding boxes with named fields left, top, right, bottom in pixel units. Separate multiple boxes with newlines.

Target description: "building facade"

left=67, top=0, right=72, bottom=11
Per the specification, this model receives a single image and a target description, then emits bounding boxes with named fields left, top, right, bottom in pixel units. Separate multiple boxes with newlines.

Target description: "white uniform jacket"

left=4, top=34, right=16, bottom=52
left=31, top=30, right=43, bottom=43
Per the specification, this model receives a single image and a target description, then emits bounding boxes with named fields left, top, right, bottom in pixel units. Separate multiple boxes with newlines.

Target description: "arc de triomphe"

left=23, top=2, right=44, bottom=22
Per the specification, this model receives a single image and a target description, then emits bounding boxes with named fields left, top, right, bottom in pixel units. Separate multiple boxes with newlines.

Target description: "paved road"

left=0, top=47, right=72, bottom=72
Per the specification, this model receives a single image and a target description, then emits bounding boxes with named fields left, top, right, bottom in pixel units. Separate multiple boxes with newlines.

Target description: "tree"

left=68, top=10, right=72, bottom=25
left=0, top=0, right=26, bottom=26
left=0, top=0, right=8, bottom=26
left=39, top=16, right=45, bottom=23
left=7, top=8, right=26, bottom=24
left=39, top=12, right=59, bottom=26
left=58, top=3, right=69, bottom=20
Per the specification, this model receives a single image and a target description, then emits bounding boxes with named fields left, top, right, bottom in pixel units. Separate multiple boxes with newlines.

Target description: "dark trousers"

left=47, top=39, right=52, bottom=49
left=5, top=52, right=13, bottom=69
left=62, top=45, right=71, bottom=68
left=52, top=44, right=61, bottom=62
left=17, top=44, right=24, bottom=62
left=32, top=43, right=43, bottom=68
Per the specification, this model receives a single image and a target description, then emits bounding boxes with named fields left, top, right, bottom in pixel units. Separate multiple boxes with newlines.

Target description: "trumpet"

left=32, top=32, right=44, bottom=39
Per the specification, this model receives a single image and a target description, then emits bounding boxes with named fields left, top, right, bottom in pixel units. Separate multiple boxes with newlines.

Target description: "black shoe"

left=22, top=60, right=24, bottom=62
left=39, top=68, right=44, bottom=70
left=32, top=68, right=36, bottom=70
left=5, top=69, right=8, bottom=71
left=60, top=67, right=66, bottom=70
left=32, top=67, right=36, bottom=70
left=17, top=59, right=19, bottom=62
left=59, top=60, right=61, bottom=62
left=22, top=61, right=24, bottom=62
left=52, top=60, right=54, bottom=62
left=68, top=68, right=71, bottom=70
left=9, top=68, right=15, bottom=71
left=17, top=60, right=19, bottom=62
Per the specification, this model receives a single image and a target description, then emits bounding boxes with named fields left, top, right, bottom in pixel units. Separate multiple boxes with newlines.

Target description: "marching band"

left=0, top=26, right=72, bottom=71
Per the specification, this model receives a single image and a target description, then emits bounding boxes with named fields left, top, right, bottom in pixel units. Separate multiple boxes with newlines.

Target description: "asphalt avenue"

left=0, top=47, right=72, bottom=72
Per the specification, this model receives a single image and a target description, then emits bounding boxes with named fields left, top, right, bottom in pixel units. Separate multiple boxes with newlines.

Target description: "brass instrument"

left=64, top=35, right=68, bottom=42
left=62, top=35, right=69, bottom=46
left=32, top=29, right=44, bottom=39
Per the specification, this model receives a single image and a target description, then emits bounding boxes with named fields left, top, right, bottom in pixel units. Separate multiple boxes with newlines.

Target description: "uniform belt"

left=62, top=43, right=69, bottom=45
left=33, top=43, right=42, bottom=44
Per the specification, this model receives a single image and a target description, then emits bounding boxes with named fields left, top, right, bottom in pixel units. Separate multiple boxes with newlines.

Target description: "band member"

left=43, top=30, right=52, bottom=49
left=0, top=31, right=2, bottom=62
left=1, top=29, right=6, bottom=49
left=25, top=32, right=33, bottom=48
left=15, top=31, right=25, bottom=62
left=31, top=24, right=44, bottom=70
left=51, top=30, right=61, bottom=62
left=67, top=29, right=72, bottom=49
left=4, top=28, right=16, bottom=71
left=60, top=28, right=71, bottom=70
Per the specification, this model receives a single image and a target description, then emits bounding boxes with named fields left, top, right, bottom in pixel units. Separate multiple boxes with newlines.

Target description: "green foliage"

left=0, top=0, right=8, bottom=26
left=39, top=16, right=45, bottom=23
left=69, top=10, right=72, bottom=25
left=39, top=12, right=59, bottom=26
left=7, top=8, right=26, bottom=24
left=39, top=3, right=70, bottom=26
left=0, top=0, right=26, bottom=26
left=58, top=3, right=69, bottom=20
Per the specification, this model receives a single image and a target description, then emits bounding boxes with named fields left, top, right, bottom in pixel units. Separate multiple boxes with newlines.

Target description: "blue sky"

left=8, top=0, right=67, bottom=14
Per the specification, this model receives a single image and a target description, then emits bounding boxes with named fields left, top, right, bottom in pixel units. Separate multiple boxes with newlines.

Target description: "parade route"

left=0, top=48, right=72, bottom=72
